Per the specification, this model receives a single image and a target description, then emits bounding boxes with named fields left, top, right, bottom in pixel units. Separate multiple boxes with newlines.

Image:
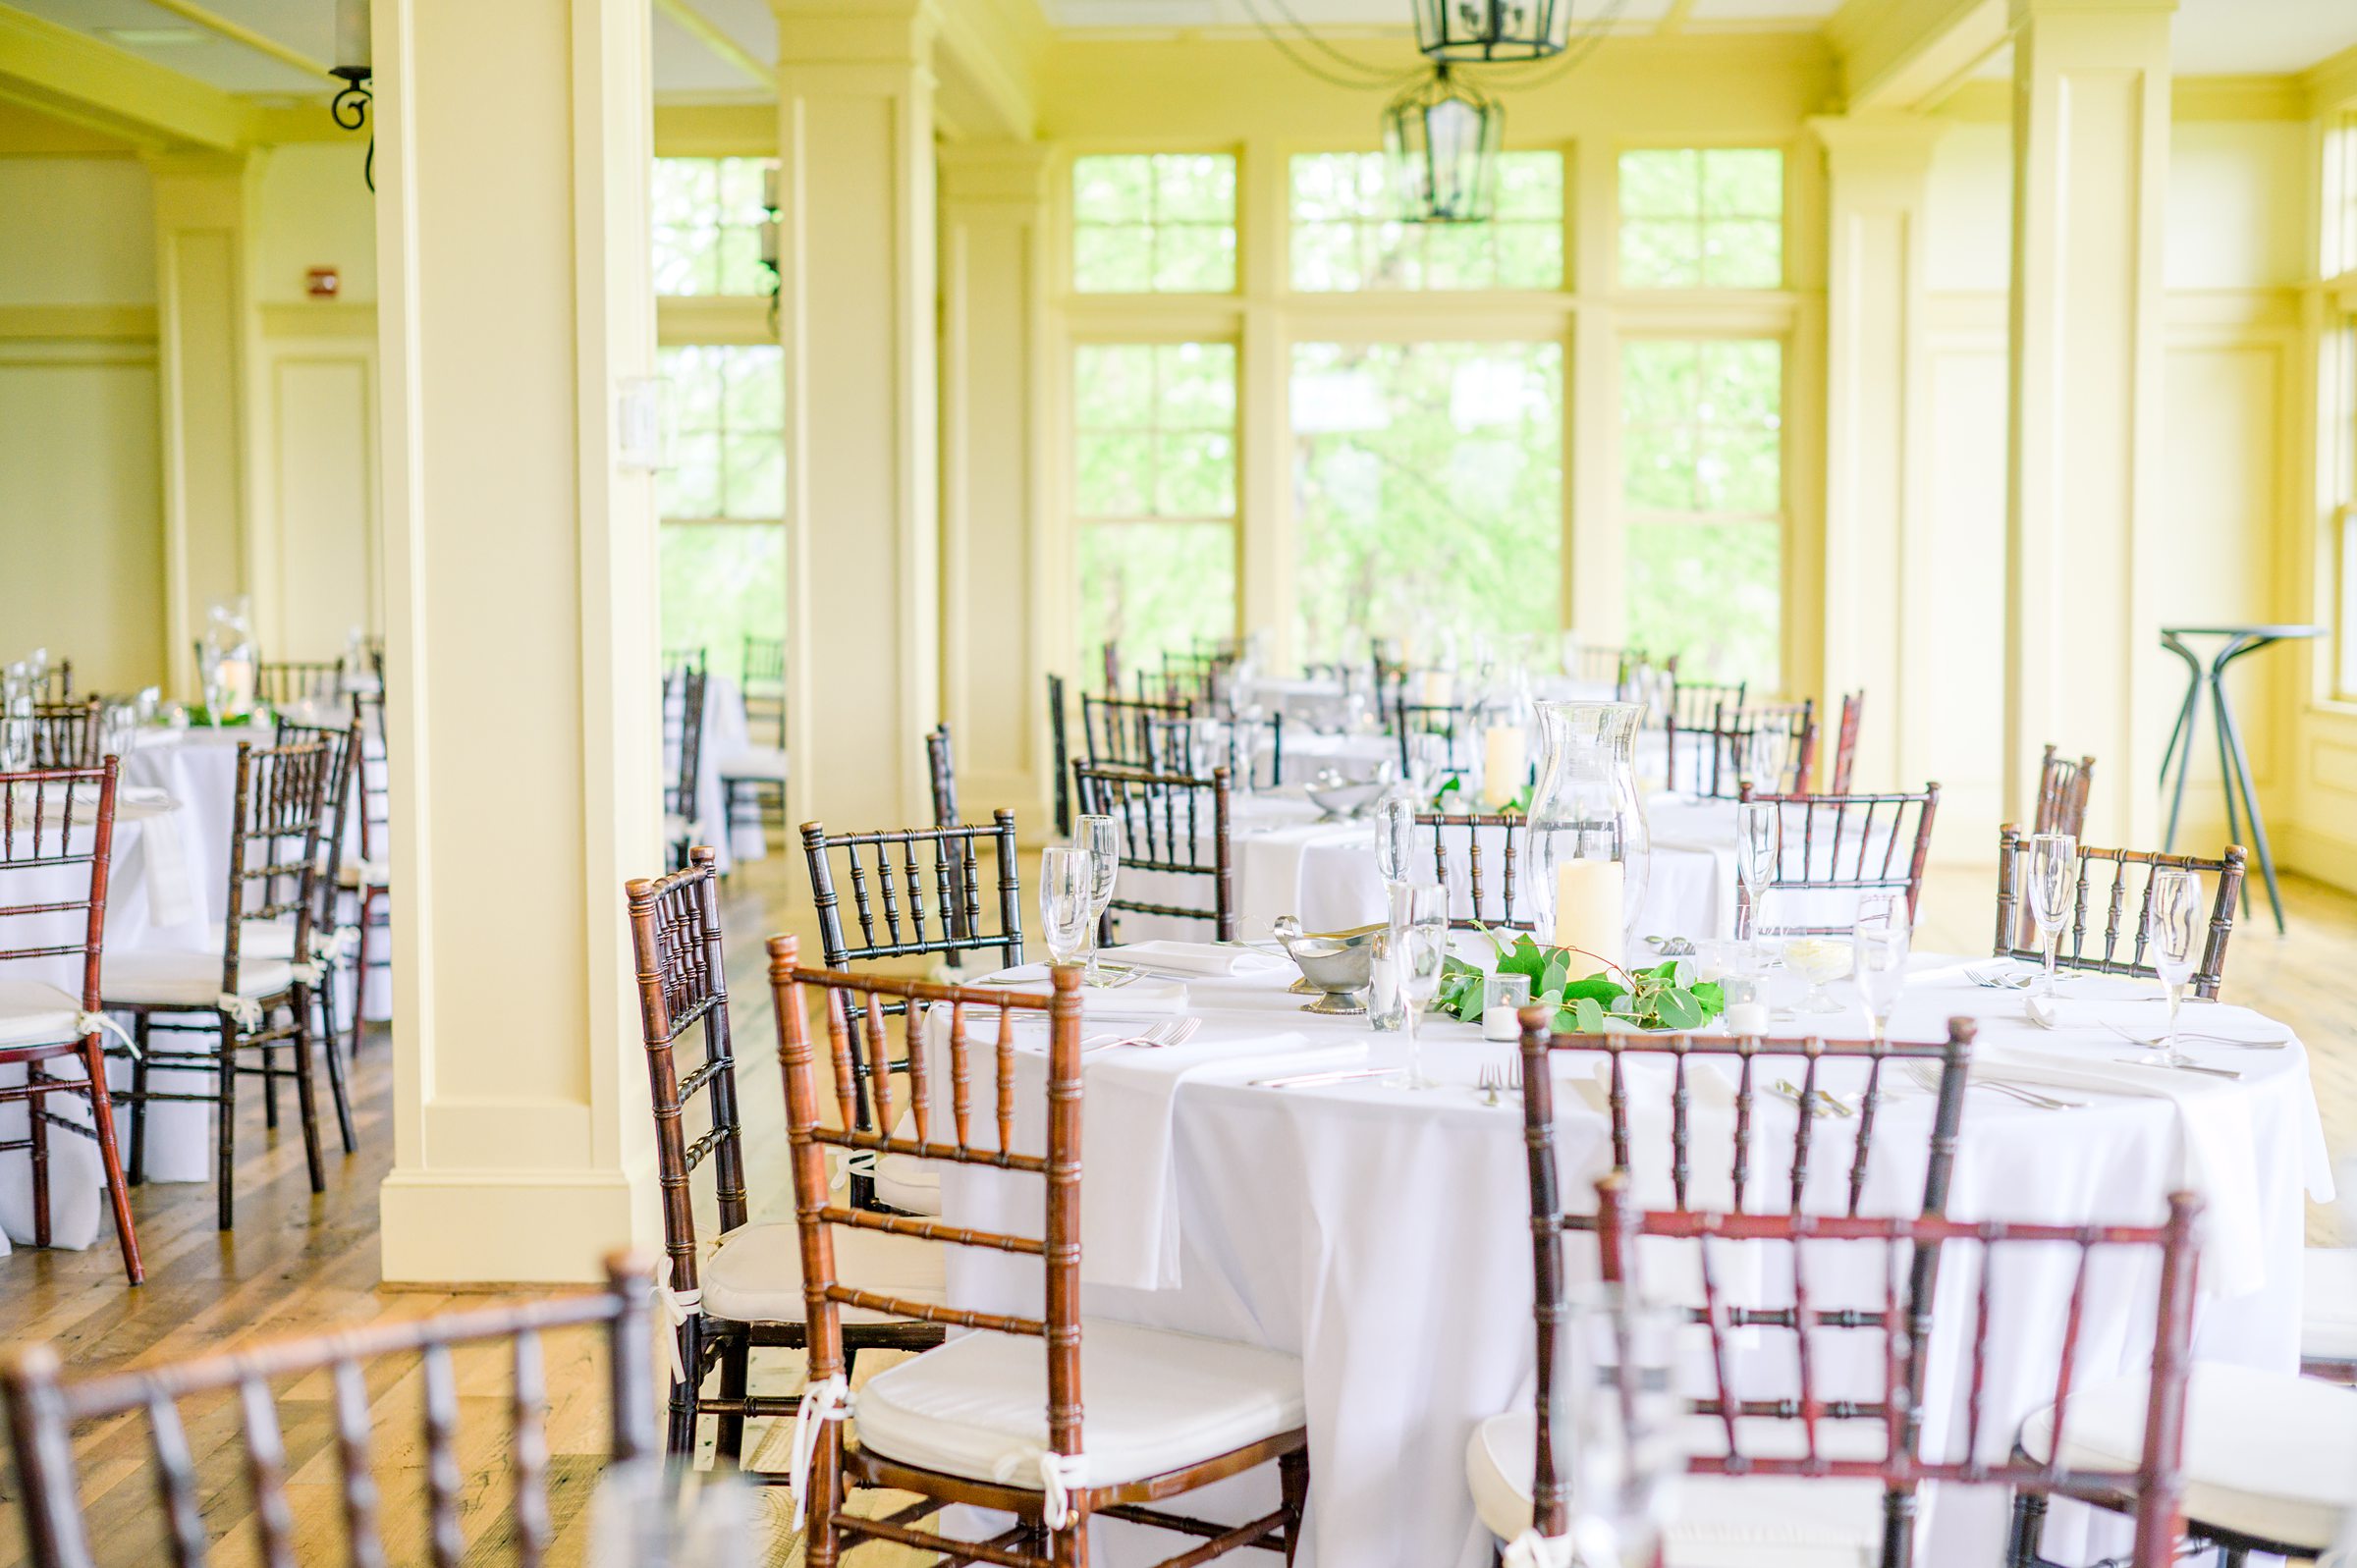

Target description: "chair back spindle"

left=1993, top=827, right=2244, bottom=1000
left=1069, top=764, right=1234, bottom=940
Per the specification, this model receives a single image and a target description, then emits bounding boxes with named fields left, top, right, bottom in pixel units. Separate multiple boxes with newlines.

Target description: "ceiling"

left=6, top=0, right=2355, bottom=101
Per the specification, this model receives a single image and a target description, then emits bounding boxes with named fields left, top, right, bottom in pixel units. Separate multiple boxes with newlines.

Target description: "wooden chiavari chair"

left=1417, top=811, right=1538, bottom=931
left=1160, top=647, right=1232, bottom=707
left=626, top=848, right=941, bottom=1472
left=719, top=634, right=790, bottom=849
left=101, top=740, right=343, bottom=1230
left=274, top=714, right=366, bottom=1108
left=1141, top=710, right=1286, bottom=791
left=1080, top=690, right=1192, bottom=771
left=2035, top=743, right=2095, bottom=839
left=27, top=660, right=72, bottom=702
left=1099, top=639, right=1124, bottom=695
left=0, top=759, right=138, bottom=1281
left=663, top=644, right=709, bottom=679
left=767, top=944, right=1310, bottom=1567
left=801, top=809, right=1024, bottom=1215
left=1568, top=644, right=1635, bottom=686
left=1392, top=692, right=1480, bottom=783
left=1831, top=690, right=1866, bottom=794
left=1668, top=679, right=1746, bottom=734
left=662, top=663, right=708, bottom=872
left=1993, top=827, right=2245, bottom=1001
left=924, top=724, right=977, bottom=954
left=344, top=688, right=392, bottom=1029
left=1070, top=762, right=1235, bottom=941
left=254, top=659, right=343, bottom=707
left=1733, top=784, right=1941, bottom=937
left=24, top=701, right=100, bottom=770
left=1047, top=673, right=1073, bottom=838
left=1678, top=698, right=1819, bottom=799
left=1, top=1255, right=656, bottom=1568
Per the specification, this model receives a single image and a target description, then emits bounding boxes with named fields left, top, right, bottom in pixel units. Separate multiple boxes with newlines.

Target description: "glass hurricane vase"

left=1526, top=701, right=1651, bottom=979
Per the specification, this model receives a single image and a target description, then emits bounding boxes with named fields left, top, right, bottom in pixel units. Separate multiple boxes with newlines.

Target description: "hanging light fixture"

left=1412, top=0, right=1569, bottom=63
left=331, top=0, right=374, bottom=191
left=1383, top=65, right=1503, bottom=224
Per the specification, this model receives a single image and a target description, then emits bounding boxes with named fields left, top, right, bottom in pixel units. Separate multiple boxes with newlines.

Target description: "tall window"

left=1072, top=154, right=1237, bottom=294
left=652, top=157, right=774, bottom=297
left=658, top=345, right=785, bottom=683
left=1617, top=148, right=1782, bottom=289
left=1074, top=343, right=1238, bottom=665
left=2330, top=316, right=2357, bottom=699
left=1291, top=342, right=1562, bottom=662
left=1621, top=339, right=1782, bottom=683
left=1290, top=152, right=1562, bottom=291
left=2325, top=111, right=2357, bottom=279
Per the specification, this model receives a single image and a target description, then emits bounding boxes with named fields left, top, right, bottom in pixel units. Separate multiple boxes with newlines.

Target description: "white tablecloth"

left=674, top=676, right=768, bottom=871
left=935, top=954, right=2329, bottom=1568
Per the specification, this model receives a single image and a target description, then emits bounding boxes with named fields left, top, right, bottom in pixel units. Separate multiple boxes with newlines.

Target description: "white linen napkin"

left=1238, top=822, right=1375, bottom=939
left=968, top=968, right=1189, bottom=1020
left=1970, top=1041, right=2265, bottom=1296
left=1108, top=940, right=1288, bottom=978
left=137, top=810, right=199, bottom=929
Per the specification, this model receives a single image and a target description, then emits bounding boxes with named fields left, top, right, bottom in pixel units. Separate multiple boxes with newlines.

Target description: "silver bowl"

left=1303, top=769, right=1392, bottom=822
left=1276, top=920, right=1385, bottom=1015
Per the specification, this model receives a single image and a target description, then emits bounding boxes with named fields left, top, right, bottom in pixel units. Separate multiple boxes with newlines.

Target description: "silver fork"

left=2101, top=1021, right=2286, bottom=1052
left=1904, top=1058, right=2081, bottom=1110
left=1085, top=1017, right=1195, bottom=1054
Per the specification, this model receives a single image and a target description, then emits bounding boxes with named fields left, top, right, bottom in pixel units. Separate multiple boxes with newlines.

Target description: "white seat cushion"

left=856, top=1319, right=1305, bottom=1491
left=874, top=1152, right=943, bottom=1216
left=204, top=919, right=300, bottom=961
left=718, top=746, right=789, bottom=783
left=1467, top=1410, right=1887, bottom=1568
left=336, top=858, right=391, bottom=891
left=2303, top=1247, right=2357, bottom=1362
left=0, top=978, right=84, bottom=1048
left=698, top=1220, right=944, bottom=1325
left=2019, top=1362, right=2357, bottom=1551
left=101, top=949, right=295, bottom=1008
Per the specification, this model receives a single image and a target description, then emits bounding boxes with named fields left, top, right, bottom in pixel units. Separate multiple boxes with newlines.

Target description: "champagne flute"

left=2141, top=867, right=2201, bottom=1068
left=1038, top=846, right=1096, bottom=969
left=1386, top=883, right=1449, bottom=1091
left=1556, top=1285, right=1683, bottom=1568
left=1375, top=792, right=1418, bottom=886
left=1077, top=815, right=1121, bottom=985
left=1853, top=892, right=1910, bottom=1042
left=1735, top=800, right=1779, bottom=942
left=2024, top=832, right=2077, bottom=1003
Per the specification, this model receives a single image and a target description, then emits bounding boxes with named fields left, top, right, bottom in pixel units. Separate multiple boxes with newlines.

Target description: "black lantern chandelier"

left=1382, top=66, right=1503, bottom=224
left=331, top=0, right=374, bottom=191
left=1412, top=0, right=1568, bottom=64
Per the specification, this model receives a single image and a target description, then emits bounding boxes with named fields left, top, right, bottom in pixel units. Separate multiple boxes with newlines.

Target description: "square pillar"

left=373, top=0, right=663, bottom=1281
left=2003, top=0, right=2174, bottom=842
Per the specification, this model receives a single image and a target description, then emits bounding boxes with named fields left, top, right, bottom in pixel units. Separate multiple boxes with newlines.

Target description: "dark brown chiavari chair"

left=1831, top=690, right=1866, bottom=794
left=662, top=663, right=708, bottom=872
left=1993, top=827, right=2245, bottom=1000
left=344, top=688, right=392, bottom=1028
left=663, top=644, right=708, bottom=679
left=273, top=714, right=365, bottom=1136
left=1417, top=812, right=1538, bottom=931
left=101, top=740, right=340, bottom=1230
left=24, top=701, right=100, bottom=770
left=1668, top=679, right=1746, bottom=733
left=1734, top=784, right=1941, bottom=937
left=626, top=848, right=941, bottom=1472
left=1392, top=693, right=1480, bottom=782
left=801, top=809, right=1024, bottom=1213
left=1071, top=762, right=1235, bottom=940
left=1142, top=710, right=1286, bottom=790
left=1080, top=690, right=1191, bottom=770
left=1099, top=639, right=1123, bottom=695
left=2035, top=744, right=2096, bottom=839
left=720, top=634, right=790, bottom=849
left=28, top=660, right=72, bottom=702
left=1047, top=673, right=1073, bottom=838
left=0, top=760, right=138, bottom=1282
left=924, top=724, right=975, bottom=953
left=254, top=659, right=343, bottom=707
left=1680, top=698, right=1820, bottom=798
left=1161, top=647, right=1232, bottom=707
left=1, top=1254, right=656, bottom=1568
left=767, top=943, right=1309, bottom=1567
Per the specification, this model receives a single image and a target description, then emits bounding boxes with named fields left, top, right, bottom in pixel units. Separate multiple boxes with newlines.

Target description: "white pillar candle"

left=214, top=657, right=253, bottom=710
left=1481, top=726, right=1525, bottom=808
left=1417, top=670, right=1453, bottom=708
left=1551, top=858, right=1622, bottom=971
left=1726, top=1000, right=1771, bottom=1036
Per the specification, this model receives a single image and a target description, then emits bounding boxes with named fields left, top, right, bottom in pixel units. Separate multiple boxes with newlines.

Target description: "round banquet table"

left=931, top=953, right=2329, bottom=1568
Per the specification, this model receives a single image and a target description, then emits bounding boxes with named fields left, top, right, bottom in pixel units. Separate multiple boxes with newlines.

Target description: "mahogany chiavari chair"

left=2035, top=743, right=2096, bottom=839
left=719, top=634, right=790, bottom=849
left=1080, top=690, right=1191, bottom=771
left=273, top=714, right=366, bottom=1106
left=1678, top=697, right=1820, bottom=799
left=1668, top=678, right=1747, bottom=735
left=1831, top=690, right=1867, bottom=794
left=1, top=1254, right=657, bottom=1568
left=1734, top=784, right=1942, bottom=937
left=254, top=659, right=344, bottom=707
left=1392, top=692, right=1480, bottom=782
left=28, top=659, right=72, bottom=702
left=1417, top=811, right=1539, bottom=932
left=662, top=663, right=709, bottom=871
left=1160, top=646, right=1232, bottom=707
left=767, top=944, right=1310, bottom=1567
left=1047, top=673, right=1074, bottom=838
left=0, top=759, right=139, bottom=1281
left=344, top=687, right=392, bottom=1028
left=1070, top=762, right=1235, bottom=941
left=801, top=809, right=1024, bottom=1214
left=25, top=701, right=100, bottom=770
left=626, top=848, right=941, bottom=1472
left=1141, top=709, right=1287, bottom=791
left=101, top=740, right=342, bottom=1230
left=1993, top=827, right=2245, bottom=1001
left=1099, top=639, right=1124, bottom=695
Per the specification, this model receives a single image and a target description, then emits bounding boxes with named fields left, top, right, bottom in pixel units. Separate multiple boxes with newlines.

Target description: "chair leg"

left=128, top=1015, right=150, bottom=1184
left=82, top=1036, right=142, bottom=1285
left=259, top=1013, right=280, bottom=1131
left=721, top=785, right=740, bottom=864
left=666, top=1315, right=701, bottom=1460
left=1279, top=1448, right=1309, bottom=1567
left=317, top=969, right=356, bottom=1154
left=356, top=892, right=379, bottom=1025
left=805, top=1424, right=844, bottom=1568
left=715, top=1337, right=749, bottom=1466
left=215, top=1013, right=238, bottom=1231
left=288, top=997, right=326, bottom=1194
left=2004, top=1490, right=2047, bottom=1568
left=27, top=1067, right=49, bottom=1250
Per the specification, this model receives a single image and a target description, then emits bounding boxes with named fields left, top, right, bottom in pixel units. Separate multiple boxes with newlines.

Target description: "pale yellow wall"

left=252, top=142, right=376, bottom=305
left=0, top=155, right=155, bottom=304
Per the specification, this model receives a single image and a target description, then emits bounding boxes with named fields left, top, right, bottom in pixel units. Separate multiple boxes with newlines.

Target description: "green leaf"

left=1499, top=941, right=1549, bottom=984
left=1540, top=950, right=1573, bottom=996
left=1562, top=975, right=1623, bottom=1006
left=1654, top=988, right=1706, bottom=1030
left=1569, top=996, right=1608, bottom=1033
left=1690, top=980, right=1725, bottom=1016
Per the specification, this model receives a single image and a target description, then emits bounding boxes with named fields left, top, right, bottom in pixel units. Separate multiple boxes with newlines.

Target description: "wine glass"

left=1077, top=815, right=1121, bottom=984
left=1742, top=726, right=1784, bottom=791
left=1038, top=846, right=1096, bottom=969
left=1375, top=792, right=1418, bottom=886
left=2024, top=832, right=2077, bottom=1002
left=1385, top=883, right=1449, bottom=1091
left=1853, top=892, right=1910, bottom=1042
left=1554, top=1285, right=1683, bottom=1568
left=1735, top=800, right=1780, bottom=942
left=2141, top=868, right=2201, bottom=1068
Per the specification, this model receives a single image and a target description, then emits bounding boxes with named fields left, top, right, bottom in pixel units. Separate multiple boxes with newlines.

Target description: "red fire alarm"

left=305, top=266, right=341, bottom=298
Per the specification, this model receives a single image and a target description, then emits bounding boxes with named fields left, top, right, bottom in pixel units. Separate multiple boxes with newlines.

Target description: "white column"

left=2003, top=0, right=2174, bottom=842
left=373, top=0, right=662, bottom=1282
left=1565, top=135, right=1620, bottom=647
left=939, top=144, right=1052, bottom=828
left=1812, top=114, right=1943, bottom=793
left=775, top=0, right=941, bottom=837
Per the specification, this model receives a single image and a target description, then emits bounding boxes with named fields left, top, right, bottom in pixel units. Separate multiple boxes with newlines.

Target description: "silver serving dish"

left=1275, top=919, right=1386, bottom=1015
left=1302, top=767, right=1393, bottom=822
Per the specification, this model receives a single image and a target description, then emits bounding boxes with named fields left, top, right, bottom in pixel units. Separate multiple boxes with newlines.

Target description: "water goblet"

left=1038, top=846, right=1096, bottom=970
left=1076, top=815, right=1121, bottom=985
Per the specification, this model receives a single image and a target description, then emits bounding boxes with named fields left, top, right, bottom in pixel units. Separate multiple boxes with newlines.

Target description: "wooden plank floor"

left=1, top=851, right=2350, bottom=1566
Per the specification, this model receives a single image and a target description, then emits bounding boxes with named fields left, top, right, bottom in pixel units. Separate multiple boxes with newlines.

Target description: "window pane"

left=1080, top=522, right=1236, bottom=665
left=1074, top=225, right=1156, bottom=293
left=1073, top=155, right=1153, bottom=223
left=1617, top=150, right=1697, bottom=217
left=1073, top=153, right=1236, bottom=295
left=1076, top=431, right=1152, bottom=516
left=660, top=345, right=786, bottom=521
left=1702, top=220, right=1781, bottom=288
left=1074, top=343, right=1236, bottom=520
left=1626, top=520, right=1780, bottom=686
left=1701, top=148, right=1781, bottom=218
left=1290, top=342, right=1563, bottom=663
left=1619, top=219, right=1699, bottom=288
left=1289, top=151, right=1563, bottom=292
left=660, top=521, right=786, bottom=686
left=653, top=157, right=777, bottom=298
left=1619, top=148, right=1781, bottom=290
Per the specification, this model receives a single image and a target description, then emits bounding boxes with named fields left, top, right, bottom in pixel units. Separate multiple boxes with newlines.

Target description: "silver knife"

left=1248, top=1065, right=1393, bottom=1089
